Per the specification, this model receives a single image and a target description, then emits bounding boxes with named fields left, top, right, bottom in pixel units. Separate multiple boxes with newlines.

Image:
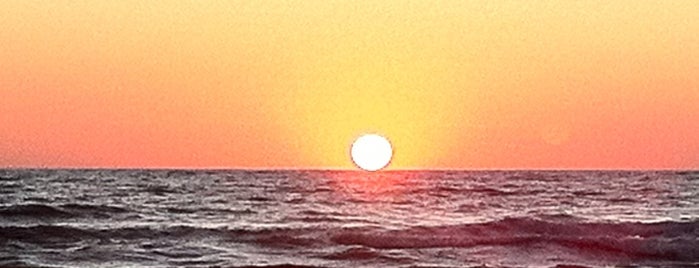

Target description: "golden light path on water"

left=322, top=170, right=495, bottom=227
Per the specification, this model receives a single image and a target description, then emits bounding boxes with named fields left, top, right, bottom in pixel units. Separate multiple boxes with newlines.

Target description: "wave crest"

left=2, top=217, right=697, bottom=262
left=0, top=203, right=129, bottom=219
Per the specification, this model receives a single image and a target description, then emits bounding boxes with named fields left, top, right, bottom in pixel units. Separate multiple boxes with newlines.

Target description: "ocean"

left=0, top=169, right=697, bottom=268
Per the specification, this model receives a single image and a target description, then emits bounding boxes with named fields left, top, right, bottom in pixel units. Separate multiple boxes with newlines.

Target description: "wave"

left=0, top=203, right=129, bottom=219
left=0, top=173, right=25, bottom=182
left=228, top=265, right=324, bottom=268
left=2, top=218, right=697, bottom=263
left=164, top=206, right=255, bottom=215
left=0, top=255, right=36, bottom=268
left=330, top=218, right=699, bottom=261
left=321, top=246, right=416, bottom=264
left=0, top=225, right=226, bottom=246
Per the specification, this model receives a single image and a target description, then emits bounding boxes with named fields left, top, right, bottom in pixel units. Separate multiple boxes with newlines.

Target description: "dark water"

left=0, top=170, right=697, bottom=268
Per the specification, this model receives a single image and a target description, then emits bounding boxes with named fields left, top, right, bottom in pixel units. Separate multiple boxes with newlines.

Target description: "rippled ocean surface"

left=0, top=170, right=697, bottom=268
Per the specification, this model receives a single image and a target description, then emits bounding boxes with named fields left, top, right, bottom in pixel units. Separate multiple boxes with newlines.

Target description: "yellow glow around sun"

left=350, top=134, right=393, bottom=171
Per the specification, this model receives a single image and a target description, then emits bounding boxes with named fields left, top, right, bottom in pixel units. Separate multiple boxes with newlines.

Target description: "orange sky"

left=1, top=1, right=698, bottom=169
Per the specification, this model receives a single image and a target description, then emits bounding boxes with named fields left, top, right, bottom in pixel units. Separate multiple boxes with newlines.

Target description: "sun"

left=350, top=134, right=393, bottom=171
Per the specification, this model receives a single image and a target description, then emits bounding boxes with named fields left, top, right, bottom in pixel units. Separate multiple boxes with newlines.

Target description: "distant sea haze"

left=0, top=169, right=697, bottom=267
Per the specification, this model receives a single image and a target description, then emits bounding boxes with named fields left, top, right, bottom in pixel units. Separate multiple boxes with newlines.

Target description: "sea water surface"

left=0, top=169, right=697, bottom=268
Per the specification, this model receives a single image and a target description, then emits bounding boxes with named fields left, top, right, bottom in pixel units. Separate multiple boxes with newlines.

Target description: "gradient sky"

left=1, top=1, right=698, bottom=169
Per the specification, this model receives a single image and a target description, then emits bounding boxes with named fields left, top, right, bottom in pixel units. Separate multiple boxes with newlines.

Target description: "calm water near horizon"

left=0, top=169, right=697, bottom=267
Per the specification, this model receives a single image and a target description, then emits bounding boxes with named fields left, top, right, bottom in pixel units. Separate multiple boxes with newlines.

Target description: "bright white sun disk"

left=350, top=134, right=393, bottom=171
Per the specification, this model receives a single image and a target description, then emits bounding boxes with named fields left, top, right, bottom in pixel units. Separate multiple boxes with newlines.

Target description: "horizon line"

left=0, top=166, right=696, bottom=172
